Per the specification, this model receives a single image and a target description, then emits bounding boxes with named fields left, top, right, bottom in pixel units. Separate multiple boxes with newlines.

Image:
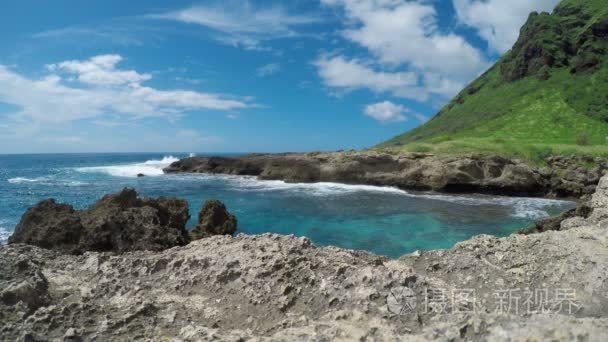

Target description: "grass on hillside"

left=377, top=138, right=608, bottom=166
left=379, top=64, right=608, bottom=164
left=381, top=65, right=608, bottom=147
left=379, top=0, right=608, bottom=162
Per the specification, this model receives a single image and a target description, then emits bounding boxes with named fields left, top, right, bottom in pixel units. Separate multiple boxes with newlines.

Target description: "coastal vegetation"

left=378, top=0, right=608, bottom=164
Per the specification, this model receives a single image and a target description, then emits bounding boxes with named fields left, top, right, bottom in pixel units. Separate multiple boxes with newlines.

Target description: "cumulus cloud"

left=48, top=54, right=151, bottom=86
left=317, top=0, right=489, bottom=101
left=364, top=101, right=408, bottom=123
left=256, top=63, right=281, bottom=77
left=0, top=55, right=252, bottom=126
left=314, top=56, right=423, bottom=98
left=150, top=0, right=321, bottom=50
left=453, top=0, right=560, bottom=53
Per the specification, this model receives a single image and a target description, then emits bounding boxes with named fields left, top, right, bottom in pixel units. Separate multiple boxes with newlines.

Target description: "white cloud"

left=364, top=101, right=408, bottom=123
left=0, top=55, right=252, bottom=126
left=48, top=54, right=151, bottom=86
left=453, top=0, right=560, bottom=53
left=315, top=55, right=427, bottom=99
left=150, top=0, right=321, bottom=50
left=322, top=0, right=487, bottom=76
left=317, top=0, right=489, bottom=101
left=256, top=63, right=281, bottom=77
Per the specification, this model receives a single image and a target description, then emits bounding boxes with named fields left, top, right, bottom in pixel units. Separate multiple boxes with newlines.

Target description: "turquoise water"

left=0, top=153, right=575, bottom=258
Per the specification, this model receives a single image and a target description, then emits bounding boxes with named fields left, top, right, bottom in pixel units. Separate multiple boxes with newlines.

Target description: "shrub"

left=407, top=144, right=432, bottom=153
left=576, top=131, right=591, bottom=146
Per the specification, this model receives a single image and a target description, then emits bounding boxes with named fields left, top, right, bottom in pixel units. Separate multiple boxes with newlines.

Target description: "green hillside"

left=378, top=0, right=608, bottom=162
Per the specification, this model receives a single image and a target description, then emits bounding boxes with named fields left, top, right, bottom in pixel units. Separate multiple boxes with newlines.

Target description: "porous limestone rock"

left=2, top=172, right=608, bottom=339
left=164, top=152, right=608, bottom=198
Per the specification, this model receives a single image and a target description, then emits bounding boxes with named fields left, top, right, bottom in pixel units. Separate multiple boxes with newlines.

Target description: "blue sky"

left=0, top=0, right=560, bottom=153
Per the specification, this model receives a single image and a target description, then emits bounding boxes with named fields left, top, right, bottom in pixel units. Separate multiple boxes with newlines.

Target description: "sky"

left=0, top=0, right=561, bottom=154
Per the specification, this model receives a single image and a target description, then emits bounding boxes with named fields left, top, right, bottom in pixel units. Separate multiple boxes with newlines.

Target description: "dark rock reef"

left=190, top=199, right=238, bottom=240
left=8, top=188, right=237, bottom=254
left=164, top=152, right=607, bottom=198
left=8, top=188, right=190, bottom=254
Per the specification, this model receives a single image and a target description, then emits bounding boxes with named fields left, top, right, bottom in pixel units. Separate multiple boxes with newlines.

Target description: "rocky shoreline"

left=2, top=172, right=608, bottom=340
left=7, top=188, right=239, bottom=255
left=163, top=152, right=608, bottom=199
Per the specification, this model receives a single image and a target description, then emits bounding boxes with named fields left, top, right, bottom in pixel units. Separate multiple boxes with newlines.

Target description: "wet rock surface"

left=164, top=152, right=608, bottom=198
left=8, top=188, right=190, bottom=254
left=2, top=175, right=608, bottom=340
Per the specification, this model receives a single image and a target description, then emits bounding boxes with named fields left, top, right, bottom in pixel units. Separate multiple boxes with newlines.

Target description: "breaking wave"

left=171, top=174, right=572, bottom=219
left=76, top=156, right=180, bottom=177
left=8, top=177, right=49, bottom=184
left=0, top=221, right=11, bottom=245
left=402, top=192, right=570, bottom=220
left=8, top=176, right=88, bottom=187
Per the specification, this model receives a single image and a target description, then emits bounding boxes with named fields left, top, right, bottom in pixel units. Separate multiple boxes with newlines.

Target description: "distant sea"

left=0, top=153, right=575, bottom=258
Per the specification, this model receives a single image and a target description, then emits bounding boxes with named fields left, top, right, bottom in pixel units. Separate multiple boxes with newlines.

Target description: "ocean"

left=0, top=153, right=575, bottom=258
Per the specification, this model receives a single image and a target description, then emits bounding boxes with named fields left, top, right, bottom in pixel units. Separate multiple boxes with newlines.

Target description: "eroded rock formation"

left=190, top=199, right=238, bottom=240
left=164, top=152, right=607, bottom=198
left=8, top=188, right=191, bottom=254
left=2, top=176, right=608, bottom=340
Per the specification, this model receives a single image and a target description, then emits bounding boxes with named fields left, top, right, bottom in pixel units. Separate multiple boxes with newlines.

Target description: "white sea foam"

left=0, top=221, right=11, bottom=245
left=76, top=155, right=180, bottom=177
left=401, top=191, right=569, bottom=217
left=174, top=173, right=408, bottom=196
left=8, top=177, right=48, bottom=184
left=7, top=176, right=89, bottom=187
left=173, top=174, right=572, bottom=219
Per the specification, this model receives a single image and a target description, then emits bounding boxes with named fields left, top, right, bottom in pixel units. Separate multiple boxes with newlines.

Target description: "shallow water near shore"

left=0, top=153, right=575, bottom=258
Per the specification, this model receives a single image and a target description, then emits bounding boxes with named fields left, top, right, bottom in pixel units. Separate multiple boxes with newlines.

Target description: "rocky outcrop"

left=501, top=1, right=608, bottom=80
left=8, top=188, right=190, bottom=254
left=520, top=199, right=592, bottom=234
left=190, top=200, right=237, bottom=240
left=2, top=174, right=608, bottom=340
left=164, top=152, right=608, bottom=198
left=0, top=246, right=50, bottom=315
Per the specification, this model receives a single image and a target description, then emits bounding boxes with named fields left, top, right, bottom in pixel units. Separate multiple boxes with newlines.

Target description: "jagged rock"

left=2, top=171, right=608, bottom=340
left=8, top=200, right=84, bottom=253
left=520, top=199, right=592, bottom=234
left=164, top=152, right=608, bottom=198
left=190, top=200, right=237, bottom=240
left=500, top=11, right=573, bottom=81
left=3, top=164, right=608, bottom=340
left=0, top=247, right=50, bottom=314
left=9, top=188, right=190, bottom=254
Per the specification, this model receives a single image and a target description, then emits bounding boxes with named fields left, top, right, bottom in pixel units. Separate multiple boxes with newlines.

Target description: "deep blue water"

left=0, top=153, right=575, bottom=258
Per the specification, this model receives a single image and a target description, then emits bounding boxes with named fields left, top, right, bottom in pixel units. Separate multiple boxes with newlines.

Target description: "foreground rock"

left=521, top=199, right=593, bottom=234
left=190, top=199, right=238, bottom=240
left=3, top=178, right=608, bottom=340
left=8, top=188, right=191, bottom=254
left=164, top=152, right=607, bottom=198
